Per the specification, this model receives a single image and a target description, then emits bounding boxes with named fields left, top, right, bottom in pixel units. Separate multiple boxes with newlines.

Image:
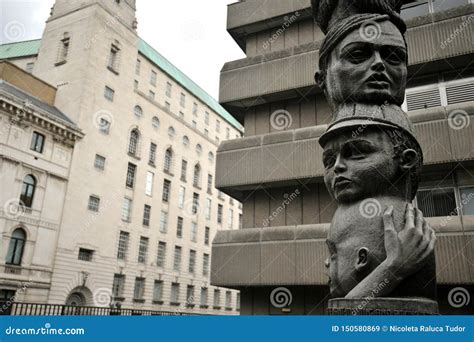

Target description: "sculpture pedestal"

left=328, top=298, right=439, bottom=315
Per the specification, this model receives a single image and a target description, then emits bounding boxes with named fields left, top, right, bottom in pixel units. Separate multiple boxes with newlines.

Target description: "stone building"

left=212, top=0, right=474, bottom=315
left=0, top=61, right=83, bottom=306
left=1, top=0, right=242, bottom=314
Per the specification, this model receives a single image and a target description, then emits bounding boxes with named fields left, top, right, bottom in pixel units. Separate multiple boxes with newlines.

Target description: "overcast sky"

left=0, top=0, right=245, bottom=98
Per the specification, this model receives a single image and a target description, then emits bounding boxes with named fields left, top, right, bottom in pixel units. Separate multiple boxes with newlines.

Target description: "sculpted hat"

left=318, top=103, right=421, bottom=149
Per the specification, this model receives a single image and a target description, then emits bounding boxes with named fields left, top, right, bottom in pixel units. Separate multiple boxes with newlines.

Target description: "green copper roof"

left=0, top=39, right=41, bottom=59
left=0, top=38, right=243, bottom=132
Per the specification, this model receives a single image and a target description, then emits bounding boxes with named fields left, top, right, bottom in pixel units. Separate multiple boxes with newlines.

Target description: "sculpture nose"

left=333, top=154, right=346, bottom=174
left=371, top=51, right=386, bottom=72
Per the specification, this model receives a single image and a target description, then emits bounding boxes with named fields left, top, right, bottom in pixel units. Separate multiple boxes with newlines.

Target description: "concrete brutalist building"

left=211, top=0, right=474, bottom=315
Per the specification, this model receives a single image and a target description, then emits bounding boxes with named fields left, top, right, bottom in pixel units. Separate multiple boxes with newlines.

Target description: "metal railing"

left=0, top=302, right=205, bottom=316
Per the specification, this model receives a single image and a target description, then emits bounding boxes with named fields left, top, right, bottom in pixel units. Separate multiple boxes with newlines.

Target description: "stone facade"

left=0, top=0, right=243, bottom=314
left=212, top=0, right=474, bottom=315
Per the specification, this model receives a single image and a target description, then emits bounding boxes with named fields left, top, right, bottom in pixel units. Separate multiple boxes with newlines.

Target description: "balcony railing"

left=0, top=302, right=208, bottom=316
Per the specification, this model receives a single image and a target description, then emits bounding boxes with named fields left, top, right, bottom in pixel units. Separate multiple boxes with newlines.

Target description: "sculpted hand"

left=382, top=204, right=436, bottom=279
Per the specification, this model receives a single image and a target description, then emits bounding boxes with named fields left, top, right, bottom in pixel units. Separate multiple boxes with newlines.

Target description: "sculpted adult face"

left=322, top=128, right=398, bottom=203
left=323, top=20, right=407, bottom=107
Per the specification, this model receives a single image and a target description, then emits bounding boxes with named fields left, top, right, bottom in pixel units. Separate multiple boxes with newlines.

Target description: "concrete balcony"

left=215, top=102, right=474, bottom=196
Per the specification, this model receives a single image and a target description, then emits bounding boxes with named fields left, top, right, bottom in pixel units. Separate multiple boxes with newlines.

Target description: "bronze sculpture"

left=312, top=0, right=439, bottom=314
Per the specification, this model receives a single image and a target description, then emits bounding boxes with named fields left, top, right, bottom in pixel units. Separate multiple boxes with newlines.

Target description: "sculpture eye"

left=382, top=46, right=406, bottom=65
left=323, top=155, right=336, bottom=169
left=344, top=47, right=370, bottom=64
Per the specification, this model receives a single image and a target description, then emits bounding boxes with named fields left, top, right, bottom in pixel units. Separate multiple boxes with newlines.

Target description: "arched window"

left=6, top=228, right=26, bottom=265
left=208, top=152, right=214, bottom=163
left=195, top=144, right=202, bottom=155
left=168, top=126, right=176, bottom=139
left=193, top=164, right=201, bottom=187
left=134, top=105, right=143, bottom=118
left=164, top=148, right=173, bottom=173
left=20, top=175, right=36, bottom=208
left=152, top=116, right=160, bottom=129
left=182, top=135, right=189, bottom=146
left=128, top=129, right=140, bottom=156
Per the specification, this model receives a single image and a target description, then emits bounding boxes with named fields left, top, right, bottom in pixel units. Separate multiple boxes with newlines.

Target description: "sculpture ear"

left=315, top=71, right=325, bottom=90
left=399, top=149, right=418, bottom=171
left=354, top=247, right=369, bottom=272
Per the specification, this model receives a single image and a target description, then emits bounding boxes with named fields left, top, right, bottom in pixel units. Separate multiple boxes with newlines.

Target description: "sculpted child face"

left=323, top=21, right=407, bottom=106
left=323, top=128, right=398, bottom=203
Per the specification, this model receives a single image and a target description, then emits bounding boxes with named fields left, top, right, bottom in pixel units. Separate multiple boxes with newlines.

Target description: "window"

left=228, top=208, right=234, bottom=229
left=160, top=211, right=168, bottom=233
left=192, top=120, right=197, bottom=128
left=173, top=246, right=182, bottom=271
left=205, top=111, right=209, bottom=125
left=149, top=90, right=155, bottom=100
left=218, top=190, right=225, bottom=200
left=164, top=148, right=173, bottom=173
left=149, top=143, right=157, bottom=166
left=6, top=229, right=26, bottom=265
left=236, top=293, right=241, bottom=310
left=133, top=277, right=145, bottom=301
left=460, top=187, right=474, bottom=215
left=108, top=43, right=120, bottom=72
left=180, top=160, right=187, bottom=181
left=168, top=126, right=176, bottom=139
left=226, top=128, right=230, bottom=140
left=26, top=62, right=34, bottom=73
left=166, top=81, right=172, bottom=97
left=186, top=285, right=195, bottom=305
left=200, top=288, right=208, bottom=307
left=156, top=241, right=166, bottom=267
left=104, top=86, right=115, bottom=101
left=192, top=193, right=200, bottom=215
left=193, top=102, right=198, bottom=116
left=94, top=154, right=106, bottom=170
left=204, top=129, right=209, bottom=136
left=153, top=280, right=163, bottom=302
left=216, top=136, right=220, bottom=143
left=88, top=195, right=100, bottom=212
left=20, top=175, right=36, bottom=208
left=150, top=70, right=157, bottom=86
left=128, top=129, right=140, bottom=156
left=171, top=283, right=180, bottom=304
left=180, top=92, right=186, bottom=107
left=195, top=144, right=202, bottom=155
left=112, top=274, right=125, bottom=299
left=138, top=237, right=149, bottom=263
left=179, top=111, right=184, bottom=119
left=143, top=205, right=151, bottom=227
left=203, top=253, right=210, bottom=276
left=188, top=249, right=196, bottom=274
left=217, top=204, right=223, bottom=224
left=417, top=188, right=457, bottom=217
left=78, top=248, right=94, bottom=261
left=30, top=132, right=45, bottom=153
left=135, top=59, right=141, bottom=75
left=162, top=179, right=171, bottom=202
left=178, top=186, right=186, bottom=209
left=216, top=120, right=221, bottom=133
left=205, top=199, right=211, bottom=220
left=225, top=291, right=232, bottom=308
left=176, top=217, right=183, bottom=238
left=145, top=171, right=154, bottom=196
left=99, top=118, right=110, bottom=134
left=122, top=197, right=132, bottom=222
left=126, top=163, right=137, bottom=188
left=204, top=227, right=210, bottom=246
left=56, top=35, right=70, bottom=64
left=134, top=105, right=143, bottom=118
left=214, top=289, right=221, bottom=308
left=190, top=222, right=198, bottom=242
left=134, top=80, right=139, bottom=90
left=165, top=101, right=171, bottom=111
left=117, top=231, right=129, bottom=260
left=208, top=152, right=214, bottom=163
left=152, top=116, right=160, bottom=129
left=239, top=214, right=243, bottom=229
left=182, top=135, right=189, bottom=146
left=207, top=174, right=213, bottom=194
left=193, top=164, right=201, bottom=188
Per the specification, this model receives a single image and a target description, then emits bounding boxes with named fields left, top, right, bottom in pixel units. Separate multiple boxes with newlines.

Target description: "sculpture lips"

left=366, top=73, right=391, bottom=88
left=333, top=177, right=352, bottom=188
